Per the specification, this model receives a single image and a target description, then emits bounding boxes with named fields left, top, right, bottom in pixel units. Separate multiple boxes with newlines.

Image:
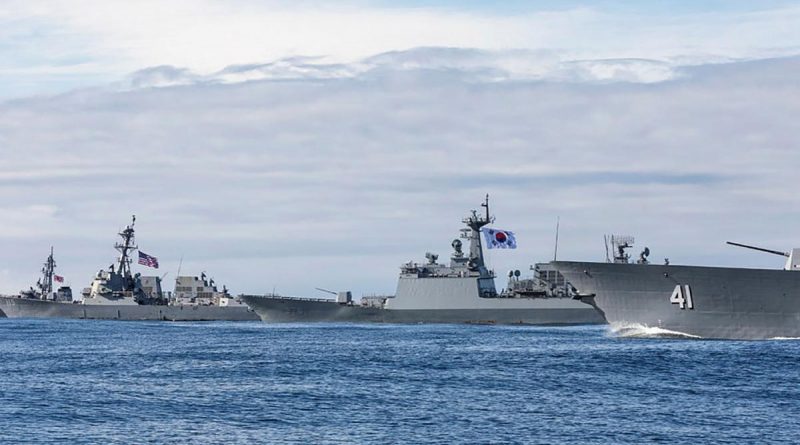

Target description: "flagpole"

left=553, top=216, right=560, bottom=261
left=176, top=256, right=183, bottom=280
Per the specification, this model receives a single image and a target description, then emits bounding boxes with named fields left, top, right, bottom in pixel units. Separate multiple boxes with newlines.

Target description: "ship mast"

left=461, top=194, right=494, bottom=275
left=115, top=215, right=138, bottom=280
left=37, top=246, right=56, bottom=299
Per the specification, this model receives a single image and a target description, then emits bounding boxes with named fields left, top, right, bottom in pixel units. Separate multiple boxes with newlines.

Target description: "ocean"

left=1, top=319, right=799, bottom=444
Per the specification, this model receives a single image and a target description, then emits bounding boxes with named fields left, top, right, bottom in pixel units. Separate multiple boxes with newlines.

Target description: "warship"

left=0, top=216, right=258, bottom=321
left=241, top=197, right=604, bottom=325
left=548, top=236, right=800, bottom=340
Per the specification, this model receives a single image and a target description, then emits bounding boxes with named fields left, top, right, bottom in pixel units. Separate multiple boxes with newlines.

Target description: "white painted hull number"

left=670, top=285, right=694, bottom=310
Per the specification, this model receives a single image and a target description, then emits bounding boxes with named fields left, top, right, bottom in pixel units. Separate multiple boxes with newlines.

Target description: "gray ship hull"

left=551, top=261, right=800, bottom=340
left=0, top=296, right=260, bottom=321
left=240, top=294, right=605, bottom=325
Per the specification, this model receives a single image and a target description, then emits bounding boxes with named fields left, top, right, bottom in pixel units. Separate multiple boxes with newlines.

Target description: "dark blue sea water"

left=1, top=320, right=799, bottom=444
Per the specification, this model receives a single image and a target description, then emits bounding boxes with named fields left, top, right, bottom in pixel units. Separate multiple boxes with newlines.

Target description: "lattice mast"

left=115, top=215, right=138, bottom=280
left=461, top=194, right=494, bottom=274
left=36, top=246, right=56, bottom=299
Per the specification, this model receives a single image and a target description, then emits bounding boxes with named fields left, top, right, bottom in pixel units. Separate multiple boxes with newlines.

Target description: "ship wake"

left=608, top=322, right=702, bottom=339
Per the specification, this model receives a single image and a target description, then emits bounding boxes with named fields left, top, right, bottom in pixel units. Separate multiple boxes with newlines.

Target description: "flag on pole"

left=482, top=227, right=517, bottom=249
left=54, top=275, right=64, bottom=283
left=138, top=251, right=159, bottom=269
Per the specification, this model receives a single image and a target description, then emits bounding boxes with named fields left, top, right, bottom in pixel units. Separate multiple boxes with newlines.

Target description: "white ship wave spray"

left=608, top=322, right=702, bottom=339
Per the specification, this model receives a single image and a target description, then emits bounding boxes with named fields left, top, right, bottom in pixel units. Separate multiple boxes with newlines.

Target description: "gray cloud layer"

left=122, top=48, right=693, bottom=88
left=1, top=49, right=799, bottom=295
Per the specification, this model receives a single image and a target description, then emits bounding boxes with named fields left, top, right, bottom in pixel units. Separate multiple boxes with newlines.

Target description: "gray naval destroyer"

left=0, top=216, right=258, bottom=321
left=548, top=236, right=800, bottom=340
left=241, top=197, right=604, bottom=325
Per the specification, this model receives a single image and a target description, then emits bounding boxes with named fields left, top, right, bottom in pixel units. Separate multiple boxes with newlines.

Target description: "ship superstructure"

left=171, top=273, right=246, bottom=308
left=81, top=215, right=165, bottom=306
left=18, top=247, right=72, bottom=302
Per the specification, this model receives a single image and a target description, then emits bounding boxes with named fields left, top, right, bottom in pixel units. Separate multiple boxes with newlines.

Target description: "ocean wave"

left=608, top=322, right=702, bottom=339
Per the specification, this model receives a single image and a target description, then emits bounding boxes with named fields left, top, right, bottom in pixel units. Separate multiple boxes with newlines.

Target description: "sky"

left=1, top=1, right=799, bottom=296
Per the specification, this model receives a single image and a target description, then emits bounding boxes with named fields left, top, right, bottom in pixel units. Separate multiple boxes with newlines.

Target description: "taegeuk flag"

left=481, top=227, right=517, bottom=249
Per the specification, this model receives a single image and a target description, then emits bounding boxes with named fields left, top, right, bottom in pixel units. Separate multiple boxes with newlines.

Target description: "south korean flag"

left=482, top=227, right=517, bottom=249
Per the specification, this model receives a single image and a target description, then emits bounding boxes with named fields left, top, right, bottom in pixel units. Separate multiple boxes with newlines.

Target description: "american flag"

left=138, top=251, right=159, bottom=269
left=54, top=275, right=64, bottom=283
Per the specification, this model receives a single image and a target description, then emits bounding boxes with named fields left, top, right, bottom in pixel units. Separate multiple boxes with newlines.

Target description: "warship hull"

left=239, top=296, right=602, bottom=324
left=0, top=296, right=260, bottom=321
left=241, top=276, right=605, bottom=325
left=550, top=261, right=800, bottom=340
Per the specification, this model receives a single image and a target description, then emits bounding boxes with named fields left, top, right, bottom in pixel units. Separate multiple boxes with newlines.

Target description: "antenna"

left=553, top=216, right=560, bottom=261
left=481, top=194, right=490, bottom=222
left=175, top=256, right=183, bottom=283
left=608, top=235, right=635, bottom=264
left=315, top=287, right=337, bottom=295
left=604, top=235, right=610, bottom=263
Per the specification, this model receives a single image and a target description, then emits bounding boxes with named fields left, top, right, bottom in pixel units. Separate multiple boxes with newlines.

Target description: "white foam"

left=608, top=322, right=702, bottom=339
left=769, top=337, right=800, bottom=341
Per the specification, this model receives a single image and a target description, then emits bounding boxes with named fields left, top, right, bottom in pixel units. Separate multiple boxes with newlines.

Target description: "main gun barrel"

left=726, top=241, right=789, bottom=258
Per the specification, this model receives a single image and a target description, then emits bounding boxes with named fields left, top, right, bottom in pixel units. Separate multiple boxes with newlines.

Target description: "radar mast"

left=115, top=215, right=138, bottom=280
left=38, top=247, right=56, bottom=299
left=605, top=235, right=635, bottom=264
left=460, top=194, right=494, bottom=275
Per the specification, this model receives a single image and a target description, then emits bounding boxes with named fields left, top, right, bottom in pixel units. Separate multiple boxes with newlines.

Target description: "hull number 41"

left=670, top=285, right=694, bottom=310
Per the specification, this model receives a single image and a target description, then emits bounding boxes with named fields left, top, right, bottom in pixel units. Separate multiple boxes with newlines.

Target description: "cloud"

left=126, top=66, right=201, bottom=89
left=121, top=48, right=682, bottom=88
left=3, top=1, right=800, bottom=98
left=1, top=51, right=799, bottom=295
